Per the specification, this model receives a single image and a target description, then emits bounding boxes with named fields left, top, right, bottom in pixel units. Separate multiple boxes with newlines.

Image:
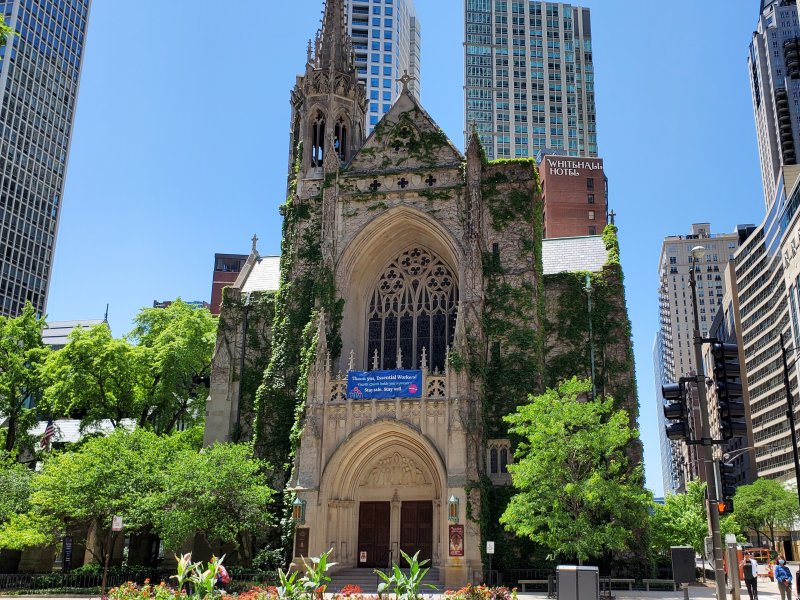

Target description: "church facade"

left=204, top=0, right=639, bottom=588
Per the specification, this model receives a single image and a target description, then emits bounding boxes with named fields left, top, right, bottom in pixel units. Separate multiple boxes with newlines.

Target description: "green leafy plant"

left=171, top=553, right=198, bottom=594
left=299, top=548, right=336, bottom=597
left=375, top=550, right=436, bottom=600
left=190, top=554, right=225, bottom=599
left=275, top=568, right=301, bottom=600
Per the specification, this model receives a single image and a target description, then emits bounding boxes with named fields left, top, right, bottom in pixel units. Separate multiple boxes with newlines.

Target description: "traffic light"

left=718, top=461, right=737, bottom=513
left=712, top=342, right=748, bottom=440
left=662, top=382, right=690, bottom=441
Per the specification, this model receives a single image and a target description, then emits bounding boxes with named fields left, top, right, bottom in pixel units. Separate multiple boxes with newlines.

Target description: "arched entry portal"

left=314, top=422, right=446, bottom=568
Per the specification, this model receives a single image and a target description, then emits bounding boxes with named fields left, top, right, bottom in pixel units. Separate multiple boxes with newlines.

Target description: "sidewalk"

left=517, top=578, right=789, bottom=600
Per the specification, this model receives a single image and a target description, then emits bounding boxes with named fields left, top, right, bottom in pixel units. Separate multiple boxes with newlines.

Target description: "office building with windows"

left=345, top=0, right=421, bottom=132
left=735, top=164, right=800, bottom=485
left=464, top=0, right=596, bottom=160
left=749, top=0, right=800, bottom=209
left=655, top=223, right=740, bottom=493
left=0, top=0, right=91, bottom=318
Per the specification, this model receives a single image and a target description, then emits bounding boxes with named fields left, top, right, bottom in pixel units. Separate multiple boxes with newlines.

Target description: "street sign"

left=486, top=541, right=495, bottom=554
left=704, top=536, right=713, bottom=563
left=725, top=534, right=738, bottom=545
left=112, top=516, right=123, bottom=531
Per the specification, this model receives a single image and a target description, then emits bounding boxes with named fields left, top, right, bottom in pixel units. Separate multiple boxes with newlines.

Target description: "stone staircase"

left=327, top=567, right=442, bottom=594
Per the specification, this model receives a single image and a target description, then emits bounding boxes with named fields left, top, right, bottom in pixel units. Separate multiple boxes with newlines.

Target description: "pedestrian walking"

left=775, top=556, right=793, bottom=600
left=741, top=552, right=759, bottom=600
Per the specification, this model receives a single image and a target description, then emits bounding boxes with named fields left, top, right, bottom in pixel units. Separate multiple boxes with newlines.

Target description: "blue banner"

left=347, top=370, right=423, bottom=400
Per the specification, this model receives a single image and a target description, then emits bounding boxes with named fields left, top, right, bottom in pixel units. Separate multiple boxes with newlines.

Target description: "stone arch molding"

left=337, top=205, right=464, bottom=370
left=319, top=420, right=445, bottom=501
left=338, top=205, right=463, bottom=284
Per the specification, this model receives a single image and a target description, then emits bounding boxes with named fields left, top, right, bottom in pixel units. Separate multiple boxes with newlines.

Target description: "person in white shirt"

left=740, top=552, right=759, bottom=600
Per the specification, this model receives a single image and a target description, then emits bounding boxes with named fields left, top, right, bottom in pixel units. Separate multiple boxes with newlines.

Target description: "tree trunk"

left=101, top=531, right=112, bottom=598
left=4, top=414, right=16, bottom=452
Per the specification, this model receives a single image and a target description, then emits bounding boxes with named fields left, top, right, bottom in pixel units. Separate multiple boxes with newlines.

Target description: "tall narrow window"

left=366, top=246, right=458, bottom=371
left=334, top=117, right=348, bottom=162
left=311, top=111, right=326, bottom=167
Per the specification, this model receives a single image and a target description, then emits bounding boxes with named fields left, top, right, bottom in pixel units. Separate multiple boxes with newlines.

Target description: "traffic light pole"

left=689, top=259, right=727, bottom=600
left=779, top=333, right=800, bottom=509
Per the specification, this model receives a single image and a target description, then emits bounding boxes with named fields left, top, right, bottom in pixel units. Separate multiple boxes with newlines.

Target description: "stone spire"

left=314, top=0, right=354, bottom=74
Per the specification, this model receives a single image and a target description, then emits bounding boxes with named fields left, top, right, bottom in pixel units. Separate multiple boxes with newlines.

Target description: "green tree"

left=41, top=324, right=144, bottom=429
left=128, top=299, right=217, bottom=432
left=0, top=303, right=51, bottom=453
left=41, top=301, right=217, bottom=433
left=500, top=377, right=651, bottom=564
left=0, top=429, right=190, bottom=560
left=153, top=443, right=274, bottom=565
left=734, top=478, right=799, bottom=548
left=0, top=457, right=33, bottom=524
left=650, top=479, right=741, bottom=555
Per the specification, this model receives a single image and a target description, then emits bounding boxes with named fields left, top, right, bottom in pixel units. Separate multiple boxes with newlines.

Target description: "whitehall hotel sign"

left=546, top=158, right=603, bottom=177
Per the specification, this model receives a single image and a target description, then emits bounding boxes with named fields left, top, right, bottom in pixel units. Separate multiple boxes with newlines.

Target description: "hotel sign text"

left=547, top=158, right=603, bottom=177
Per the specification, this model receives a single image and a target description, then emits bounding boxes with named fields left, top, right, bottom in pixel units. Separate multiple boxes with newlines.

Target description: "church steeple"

left=288, top=0, right=367, bottom=182
left=313, top=0, right=353, bottom=74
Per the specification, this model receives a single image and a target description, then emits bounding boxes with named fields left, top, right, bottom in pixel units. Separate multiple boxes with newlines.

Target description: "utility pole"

left=688, top=245, right=727, bottom=600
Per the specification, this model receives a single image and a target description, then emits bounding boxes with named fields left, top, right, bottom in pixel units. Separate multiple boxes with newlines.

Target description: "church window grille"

left=311, top=111, right=326, bottom=167
left=334, top=117, right=348, bottom=162
left=490, top=448, right=499, bottom=474
left=367, top=247, right=458, bottom=371
left=500, top=448, right=509, bottom=473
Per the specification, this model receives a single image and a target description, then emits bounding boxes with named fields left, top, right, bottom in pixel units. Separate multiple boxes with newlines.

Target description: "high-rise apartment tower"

left=345, top=0, right=421, bottom=132
left=464, top=0, right=597, bottom=160
left=655, top=223, right=740, bottom=493
left=0, top=0, right=91, bottom=317
left=749, top=0, right=800, bottom=208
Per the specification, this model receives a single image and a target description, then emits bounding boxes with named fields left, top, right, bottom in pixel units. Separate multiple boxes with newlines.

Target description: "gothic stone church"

left=203, top=0, right=638, bottom=588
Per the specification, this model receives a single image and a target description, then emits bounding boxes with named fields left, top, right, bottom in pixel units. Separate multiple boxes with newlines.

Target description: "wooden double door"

left=357, top=501, right=433, bottom=568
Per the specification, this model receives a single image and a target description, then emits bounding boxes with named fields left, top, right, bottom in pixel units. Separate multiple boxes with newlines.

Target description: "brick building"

left=538, top=153, right=607, bottom=238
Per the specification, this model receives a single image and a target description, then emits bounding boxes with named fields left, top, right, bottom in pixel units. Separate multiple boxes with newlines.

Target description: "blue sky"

left=46, top=0, right=765, bottom=496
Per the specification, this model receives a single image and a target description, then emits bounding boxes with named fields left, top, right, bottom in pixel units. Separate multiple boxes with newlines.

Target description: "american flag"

left=39, top=420, right=55, bottom=449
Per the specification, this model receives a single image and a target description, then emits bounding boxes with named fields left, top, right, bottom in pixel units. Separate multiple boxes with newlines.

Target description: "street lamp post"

left=778, top=333, right=800, bottom=508
left=688, top=245, right=727, bottom=600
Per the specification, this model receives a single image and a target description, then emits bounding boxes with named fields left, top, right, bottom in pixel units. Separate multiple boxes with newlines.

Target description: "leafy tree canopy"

left=128, top=299, right=217, bottom=432
left=0, top=428, right=194, bottom=556
left=650, top=479, right=741, bottom=555
left=500, top=377, right=651, bottom=564
left=40, top=300, right=217, bottom=434
left=153, top=443, right=275, bottom=560
left=0, top=303, right=51, bottom=453
left=734, top=478, right=799, bottom=545
left=0, top=457, right=33, bottom=524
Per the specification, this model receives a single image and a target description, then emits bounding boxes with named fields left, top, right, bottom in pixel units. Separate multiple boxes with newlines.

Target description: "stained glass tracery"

left=366, top=247, right=458, bottom=371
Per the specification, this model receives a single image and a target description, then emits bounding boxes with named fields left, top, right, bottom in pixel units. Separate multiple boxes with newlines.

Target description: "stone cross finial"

left=396, top=347, right=403, bottom=370
left=421, top=347, right=428, bottom=370
left=348, top=349, right=355, bottom=371
left=609, top=209, right=617, bottom=225
left=372, top=349, right=380, bottom=371
left=251, top=234, right=259, bottom=254
left=396, top=70, right=415, bottom=93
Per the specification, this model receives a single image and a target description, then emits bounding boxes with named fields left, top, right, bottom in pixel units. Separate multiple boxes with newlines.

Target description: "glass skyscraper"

left=464, top=0, right=596, bottom=160
left=0, top=0, right=91, bottom=317
left=346, top=0, right=421, bottom=131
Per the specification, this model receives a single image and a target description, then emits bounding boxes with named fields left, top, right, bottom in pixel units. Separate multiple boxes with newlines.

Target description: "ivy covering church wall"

left=542, top=225, right=638, bottom=422
left=217, top=288, right=276, bottom=442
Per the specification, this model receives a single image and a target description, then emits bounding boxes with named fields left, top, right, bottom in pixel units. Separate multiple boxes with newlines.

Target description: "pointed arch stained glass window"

left=366, top=247, right=458, bottom=372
